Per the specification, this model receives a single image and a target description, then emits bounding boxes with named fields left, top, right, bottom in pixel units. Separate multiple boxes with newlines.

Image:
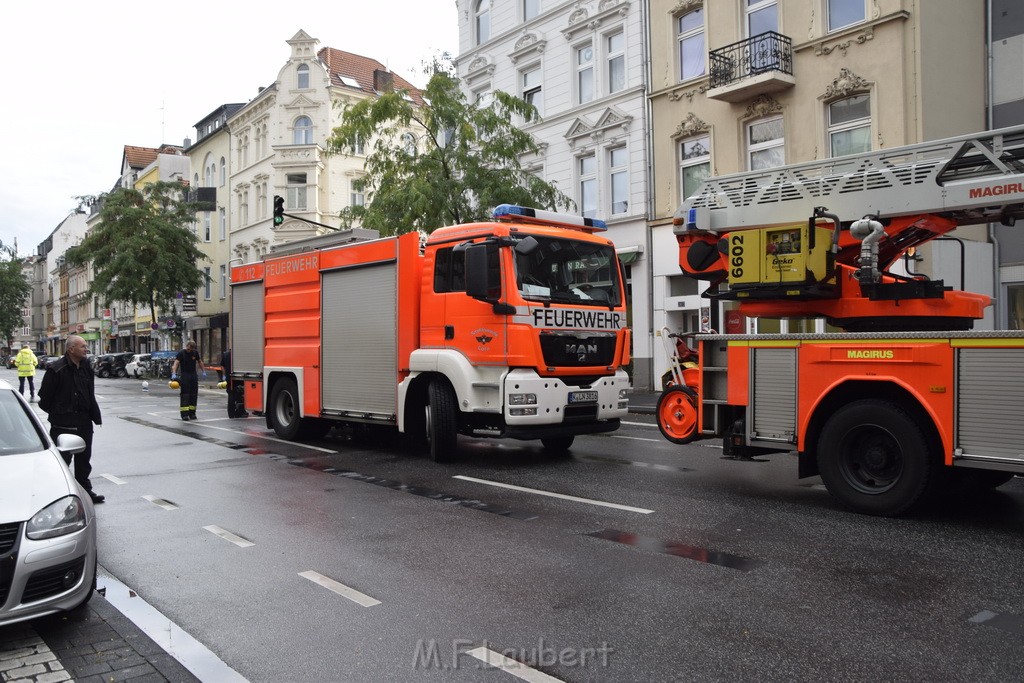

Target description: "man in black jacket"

left=38, top=335, right=104, bottom=504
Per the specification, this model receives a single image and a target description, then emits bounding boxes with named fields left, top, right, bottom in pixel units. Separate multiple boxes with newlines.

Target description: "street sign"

left=166, top=319, right=176, bottom=329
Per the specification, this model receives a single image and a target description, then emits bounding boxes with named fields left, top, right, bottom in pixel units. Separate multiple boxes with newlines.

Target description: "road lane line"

left=611, top=435, right=661, bottom=442
left=203, top=525, right=255, bottom=547
left=100, top=473, right=127, bottom=485
left=465, top=647, right=565, bottom=682
left=453, top=476, right=653, bottom=514
left=135, top=414, right=338, bottom=453
left=97, top=569, right=249, bottom=682
left=298, top=571, right=381, bottom=607
left=181, top=421, right=339, bottom=454
left=142, top=495, right=179, bottom=510
left=620, top=420, right=657, bottom=427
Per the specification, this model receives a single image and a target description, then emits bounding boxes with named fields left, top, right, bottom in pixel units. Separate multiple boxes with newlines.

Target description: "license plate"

left=568, top=391, right=598, bottom=404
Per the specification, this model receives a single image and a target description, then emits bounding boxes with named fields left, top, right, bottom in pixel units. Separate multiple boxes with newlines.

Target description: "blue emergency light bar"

left=493, top=204, right=607, bottom=231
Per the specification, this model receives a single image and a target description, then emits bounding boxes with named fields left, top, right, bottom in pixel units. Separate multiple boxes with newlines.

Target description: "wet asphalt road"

left=7, top=372, right=1024, bottom=681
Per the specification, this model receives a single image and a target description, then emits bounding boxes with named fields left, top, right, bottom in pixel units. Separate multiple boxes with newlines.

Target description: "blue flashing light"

left=492, top=204, right=607, bottom=231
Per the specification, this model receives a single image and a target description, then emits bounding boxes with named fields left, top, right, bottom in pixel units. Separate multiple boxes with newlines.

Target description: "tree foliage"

left=326, top=59, right=571, bottom=235
left=66, top=181, right=208, bottom=323
left=0, top=242, right=31, bottom=349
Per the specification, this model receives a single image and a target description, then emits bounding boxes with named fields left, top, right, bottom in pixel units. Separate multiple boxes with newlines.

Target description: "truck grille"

left=539, top=334, right=617, bottom=367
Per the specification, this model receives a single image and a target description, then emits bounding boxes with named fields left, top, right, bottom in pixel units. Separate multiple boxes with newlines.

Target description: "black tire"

left=116, top=368, right=127, bottom=378
left=541, top=436, right=575, bottom=452
left=818, top=399, right=935, bottom=516
left=268, top=377, right=302, bottom=440
left=657, top=385, right=699, bottom=444
left=427, top=379, right=458, bottom=462
left=99, top=368, right=110, bottom=378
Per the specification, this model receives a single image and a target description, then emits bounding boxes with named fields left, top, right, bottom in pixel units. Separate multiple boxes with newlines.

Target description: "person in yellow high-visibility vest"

left=14, top=343, right=39, bottom=401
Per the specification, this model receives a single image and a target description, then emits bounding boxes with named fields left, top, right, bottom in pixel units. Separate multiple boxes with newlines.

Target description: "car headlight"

left=26, top=496, right=87, bottom=540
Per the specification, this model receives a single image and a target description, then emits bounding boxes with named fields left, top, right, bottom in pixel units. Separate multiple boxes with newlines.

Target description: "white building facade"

left=455, top=0, right=657, bottom=390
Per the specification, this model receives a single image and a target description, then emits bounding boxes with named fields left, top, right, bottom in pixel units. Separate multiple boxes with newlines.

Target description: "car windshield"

left=0, top=390, right=46, bottom=456
left=514, top=236, right=621, bottom=306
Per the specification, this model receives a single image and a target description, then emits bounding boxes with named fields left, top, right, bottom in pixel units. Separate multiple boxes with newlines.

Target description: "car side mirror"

left=55, top=433, right=87, bottom=456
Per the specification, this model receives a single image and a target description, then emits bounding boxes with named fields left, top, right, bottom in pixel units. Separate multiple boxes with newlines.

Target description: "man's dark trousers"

left=180, top=372, right=199, bottom=419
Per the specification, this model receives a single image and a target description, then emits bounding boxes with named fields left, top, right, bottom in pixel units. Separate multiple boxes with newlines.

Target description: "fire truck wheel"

left=656, top=385, right=699, bottom=445
left=269, top=377, right=302, bottom=440
left=541, top=436, right=574, bottom=453
left=818, top=399, right=934, bottom=516
left=427, top=379, right=458, bottom=462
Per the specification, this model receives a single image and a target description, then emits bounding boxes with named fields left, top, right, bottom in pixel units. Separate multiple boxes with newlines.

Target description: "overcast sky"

left=0, top=1, right=459, bottom=256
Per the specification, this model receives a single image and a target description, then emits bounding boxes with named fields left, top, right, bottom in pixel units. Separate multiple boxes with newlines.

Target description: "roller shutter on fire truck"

left=321, top=262, right=398, bottom=420
left=231, top=281, right=264, bottom=374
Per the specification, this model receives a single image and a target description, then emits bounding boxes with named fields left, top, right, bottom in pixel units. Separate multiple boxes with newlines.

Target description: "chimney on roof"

left=374, top=69, right=394, bottom=93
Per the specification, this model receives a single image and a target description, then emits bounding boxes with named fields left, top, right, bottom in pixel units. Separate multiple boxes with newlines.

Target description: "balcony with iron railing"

left=706, top=31, right=795, bottom=103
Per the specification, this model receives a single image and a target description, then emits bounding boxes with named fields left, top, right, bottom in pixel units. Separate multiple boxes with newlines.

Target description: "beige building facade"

left=647, top=0, right=988, bottom=382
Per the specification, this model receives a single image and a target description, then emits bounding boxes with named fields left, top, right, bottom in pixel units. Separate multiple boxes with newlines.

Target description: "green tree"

left=326, top=58, right=570, bottom=235
left=0, top=242, right=31, bottom=350
left=66, top=181, right=208, bottom=324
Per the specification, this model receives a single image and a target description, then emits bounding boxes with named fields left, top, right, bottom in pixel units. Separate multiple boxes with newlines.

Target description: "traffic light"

left=273, top=195, right=284, bottom=226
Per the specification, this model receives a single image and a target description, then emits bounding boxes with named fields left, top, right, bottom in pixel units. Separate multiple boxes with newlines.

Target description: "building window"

left=576, top=43, right=594, bottom=104
left=293, top=116, right=313, bottom=145
left=297, top=63, right=309, bottom=89
left=828, top=0, right=865, bottom=32
left=679, top=134, right=711, bottom=202
left=607, top=31, right=625, bottom=94
left=747, top=116, right=784, bottom=170
left=240, top=189, right=249, bottom=226
left=204, top=267, right=212, bottom=300
left=219, top=208, right=226, bottom=241
left=204, top=154, right=215, bottom=187
left=256, top=182, right=267, bottom=221
left=401, top=132, right=417, bottom=156
left=522, top=66, right=543, bottom=115
left=220, top=265, right=227, bottom=299
left=220, top=158, right=226, bottom=186
left=476, top=0, right=490, bottom=45
left=747, top=0, right=778, bottom=37
left=351, top=178, right=365, bottom=207
left=353, top=133, right=365, bottom=155
left=579, top=154, right=597, bottom=219
left=524, top=0, right=539, bottom=21
left=287, top=173, right=308, bottom=210
left=203, top=213, right=212, bottom=242
left=677, top=9, right=705, bottom=81
left=609, top=147, right=628, bottom=215
left=828, top=94, right=871, bottom=157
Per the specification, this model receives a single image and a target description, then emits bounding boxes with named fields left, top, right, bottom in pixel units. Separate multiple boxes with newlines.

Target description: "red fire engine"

left=659, top=125, right=1024, bottom=515
left=230, top=205, right=631, bottom=461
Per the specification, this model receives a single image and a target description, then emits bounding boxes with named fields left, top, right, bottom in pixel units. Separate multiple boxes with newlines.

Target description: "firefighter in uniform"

left=171, top=340, right=205, bottom=420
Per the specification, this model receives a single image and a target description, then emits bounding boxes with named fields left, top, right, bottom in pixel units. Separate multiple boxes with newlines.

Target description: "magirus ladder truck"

left=659, top=124, right=1024, bottom=515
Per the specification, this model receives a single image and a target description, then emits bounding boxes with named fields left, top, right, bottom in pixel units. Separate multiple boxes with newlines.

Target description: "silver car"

left=0, top=378, right=97, bottom=627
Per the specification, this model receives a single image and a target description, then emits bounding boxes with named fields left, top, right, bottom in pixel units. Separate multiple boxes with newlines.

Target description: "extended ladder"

left=677, top=124, right=1024, bottom=232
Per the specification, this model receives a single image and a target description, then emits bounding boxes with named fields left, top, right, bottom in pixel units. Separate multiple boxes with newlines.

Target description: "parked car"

left=0, top=378, right=97, bottom=627
left=125, top=353, right=151, bottom=378
left=93, top=352, right=134, bottom=378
